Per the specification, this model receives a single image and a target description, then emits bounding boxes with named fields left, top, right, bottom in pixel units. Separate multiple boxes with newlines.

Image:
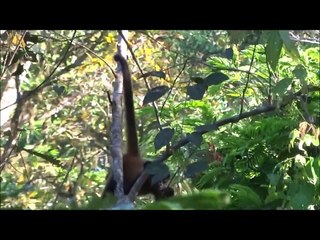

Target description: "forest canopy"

left=0, top=30, right=319, bottom=210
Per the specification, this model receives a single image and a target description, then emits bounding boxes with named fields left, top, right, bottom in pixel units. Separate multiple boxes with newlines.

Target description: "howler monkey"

left=102, top=54, right=173, bottom=200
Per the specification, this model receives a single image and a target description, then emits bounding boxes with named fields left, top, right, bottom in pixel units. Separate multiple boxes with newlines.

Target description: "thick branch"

left=109, top=32, right=128, bottom=200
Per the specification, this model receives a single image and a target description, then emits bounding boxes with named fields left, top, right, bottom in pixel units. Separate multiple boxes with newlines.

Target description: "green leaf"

left=228, top=30, right=247, bottom=44
left=224, top=48, right=233, bottom=60
left=187, top=83, right=206, bottom=100
left=185, top=161, right=209, bottom=178
left=312, top=158, right=320, bottom=178
left=305, top=158, right=320, bottom=184
left=16, top=132, right=27, bottom=150
left=143, top=86, right=169, bottom=105
left=145, top=162, right=170, bottom=185
left=144, top=162, right=167, bottom=175
left=279, top=30, right=300, bottom=61
left=267, top=173, right=280, bottom=186
left=229, top=184, right=263, bottom=209
left=273, top=78, right=292, bottom=94
left=85, top=194, right=116, bottom=209
left=187, top=132, right=203, bottom=146
left=190, top=77, right=205, bottom=84
left=293, top=64, right=307, bottom=81
left=266, top=31, right=283, bottom=72
left=144, top=189, right=231, bottom=210
left=289, top=182, right=314, bottom=209
left=53, top=84, right=65, bottom=96
left=204, top=72, right=229, bottom=86
left=154, top=128, right=174, bottom=151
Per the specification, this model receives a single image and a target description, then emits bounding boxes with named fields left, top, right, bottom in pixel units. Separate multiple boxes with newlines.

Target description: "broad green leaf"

left=204, top=72, right=229, bottom=86
left=273, top=78, right=292, bottom=94
left=293, top=64, right=307, bottom=81
left=266, top=31, right=283, bottom=71
left=144, top=162, right=170, bottom=185
left=190, top=77, right=204, bottom=84
left=143, top=85, right=169, bottom=105
left=185, top=161, right=209, bottom=178
left=145, top=162, right=168, bottom=175
left=267, top=173, right=281, bottom=186
left=224, top=48, right=233, bottom=60
left=313, top=158, right=320, bottom=179
left=289, top=182, right=314, bottom=209
left=228, top=30, right=247, bottom=44
left=187, top=83, right=206, bottom=100
left=279, top=30, right=300, bottom=61
left=229, top=184, right=263, bottom=209
left=154, top=128, right=174, bottom=151
left=305, top=158, right=320, bottom=184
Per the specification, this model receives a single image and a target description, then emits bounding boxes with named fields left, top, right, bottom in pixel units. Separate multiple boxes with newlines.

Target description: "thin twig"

left=264, top=46, right=273, bottom=104
left=160, top=58, right=188, bottom=116
left=51, top=155, right=76, bottom=209
left=0, top=31, right=77, bottom=112
left=19, top=151, right=30, bottom=181
left=52, top=31, right=116, bottom=78
left=239, top=34, right=261, bottom=116
left=0, top=30, right=27, bottom=79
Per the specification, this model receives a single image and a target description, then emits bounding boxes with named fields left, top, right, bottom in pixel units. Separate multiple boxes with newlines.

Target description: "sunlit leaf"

left=229, top=184, right=263, bottom=209
left=266, top=31, right=283, bottom=71
left=279, top=30, right=300, bottom=61
left=289, top=182, right=314, bottom=209
left=273, top=78, right=292, bottom=94
left=12, top=33, right=26, bottom=48
left=293, top=64, right=307, bottom=80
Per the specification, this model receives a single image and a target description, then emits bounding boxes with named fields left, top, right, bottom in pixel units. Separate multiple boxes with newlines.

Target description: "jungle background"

left=0, top=30, right=319, bottom=210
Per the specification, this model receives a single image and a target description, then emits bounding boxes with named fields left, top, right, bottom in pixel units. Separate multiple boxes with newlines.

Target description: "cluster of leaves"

left=0, top=30, right=319, bottom=209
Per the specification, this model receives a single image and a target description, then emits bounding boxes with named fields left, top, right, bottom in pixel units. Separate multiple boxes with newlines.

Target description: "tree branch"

left=127, top=85, right=320, bottom=199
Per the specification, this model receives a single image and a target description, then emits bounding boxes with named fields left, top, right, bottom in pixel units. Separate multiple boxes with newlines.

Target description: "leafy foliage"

left=1, top=30, right=319, bottom=210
